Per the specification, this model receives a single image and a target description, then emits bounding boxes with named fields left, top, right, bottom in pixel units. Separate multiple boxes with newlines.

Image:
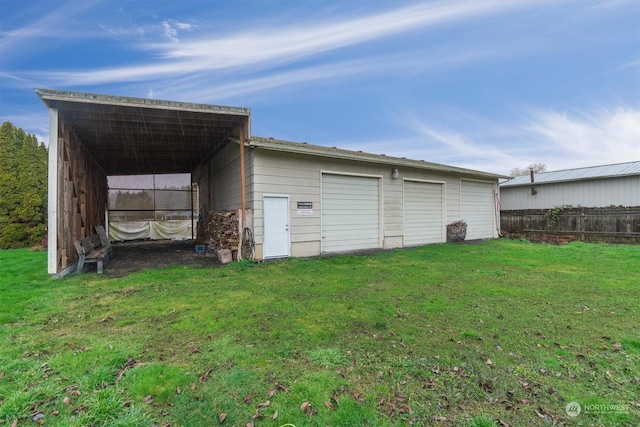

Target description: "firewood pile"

left=201, top=210, right=239, bottom=250
left=446, top=220, right=467, bottom=243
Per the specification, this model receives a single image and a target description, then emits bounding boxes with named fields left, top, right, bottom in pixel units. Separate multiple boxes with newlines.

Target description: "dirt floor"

left=104, top=240, right=222, bottom=277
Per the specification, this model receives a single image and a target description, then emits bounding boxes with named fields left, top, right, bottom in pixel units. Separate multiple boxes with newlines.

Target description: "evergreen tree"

left=0, top=121, right=48, bottom=248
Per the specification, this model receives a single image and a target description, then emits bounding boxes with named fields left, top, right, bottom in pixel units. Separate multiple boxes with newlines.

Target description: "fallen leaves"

left=267, top=382, right=290, bottom=398
left=299, top=400, right=312, bottom=413
left=257, top=400, right=271, bottom=409
left=199, top=368, right=212, bottom=383
left=115, top=358, right=144, bottom=387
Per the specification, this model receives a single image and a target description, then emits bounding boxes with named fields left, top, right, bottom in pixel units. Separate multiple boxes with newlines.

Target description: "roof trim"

left=36, top=88, right=251, bottom=116
left=248, top=136, right=508, bottom=179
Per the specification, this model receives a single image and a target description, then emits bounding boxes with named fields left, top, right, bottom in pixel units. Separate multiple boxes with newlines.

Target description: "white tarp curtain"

left=109, top=220, right=193, bottom=241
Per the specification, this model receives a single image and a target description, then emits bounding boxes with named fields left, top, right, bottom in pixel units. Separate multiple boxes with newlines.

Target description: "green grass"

left=1, top=240, right=639, bottom=426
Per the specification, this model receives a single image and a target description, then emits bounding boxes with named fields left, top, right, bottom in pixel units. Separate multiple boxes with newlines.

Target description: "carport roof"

left=36, top=88, right=250, bottom=176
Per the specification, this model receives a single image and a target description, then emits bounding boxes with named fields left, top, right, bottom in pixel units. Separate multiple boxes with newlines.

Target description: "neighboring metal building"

left=39, top=88, right=506, bottom=275
left=500, top=162, right=640, bottom=210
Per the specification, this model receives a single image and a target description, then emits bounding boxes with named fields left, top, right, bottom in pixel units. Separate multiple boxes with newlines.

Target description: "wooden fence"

left=500, top=207, right=640, bottom=244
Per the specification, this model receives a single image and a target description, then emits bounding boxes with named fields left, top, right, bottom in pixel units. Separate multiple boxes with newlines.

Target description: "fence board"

left=500, top=207, right=640, bottom=244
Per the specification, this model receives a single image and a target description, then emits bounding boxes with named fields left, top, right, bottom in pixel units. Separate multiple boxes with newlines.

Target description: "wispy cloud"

left=148, top=0, right=539, bottom=59
left=146, top=45, right=507, bottom=103
left=18, top=0, right=546, bottom=88
left=99, top=24, right=146, bottom=38
left=524, top=108, right=640, bottom=166
left=162, top=20, right=193, bottom=42
left=0, top=0, right=106, bottom=57
left=385, top=106, right=640, bottom=173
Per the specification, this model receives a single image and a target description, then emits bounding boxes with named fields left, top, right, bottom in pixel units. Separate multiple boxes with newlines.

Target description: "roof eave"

left=249, top=137, right=507, bottom=180
left=35, top=88, right=251, bottom=116
left=500, top=173, right=640, bottom=187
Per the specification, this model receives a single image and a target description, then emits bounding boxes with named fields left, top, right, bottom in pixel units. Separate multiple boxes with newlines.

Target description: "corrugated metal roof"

left=500, top=161, right=640, bottom=187
left=249, top=136, right=509, bottom=179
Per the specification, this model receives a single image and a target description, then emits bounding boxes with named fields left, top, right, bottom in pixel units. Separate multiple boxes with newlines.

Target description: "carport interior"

left=38, top=89, right=250, bottom=275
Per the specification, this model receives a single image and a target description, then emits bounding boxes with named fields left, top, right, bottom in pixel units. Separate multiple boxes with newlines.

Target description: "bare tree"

left=510, top=163, right=547, bottom=177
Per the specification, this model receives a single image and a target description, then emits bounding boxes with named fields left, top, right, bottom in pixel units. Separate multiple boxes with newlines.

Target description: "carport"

left=38, top=89, right=250, bottom=276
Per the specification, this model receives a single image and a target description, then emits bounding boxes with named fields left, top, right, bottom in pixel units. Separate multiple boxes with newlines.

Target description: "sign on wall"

left=297, top=201, right=313, bottom=215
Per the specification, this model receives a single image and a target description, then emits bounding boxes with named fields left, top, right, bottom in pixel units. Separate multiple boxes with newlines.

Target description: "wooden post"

left=47, top=109, right=59, bottom=274
left=239, top=125, right=247, bottom=229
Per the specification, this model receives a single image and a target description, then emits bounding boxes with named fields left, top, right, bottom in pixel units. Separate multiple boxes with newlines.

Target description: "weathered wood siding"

left=501, top=207, right=640, bottom=244
left=50, top=114, right=108, bottom=274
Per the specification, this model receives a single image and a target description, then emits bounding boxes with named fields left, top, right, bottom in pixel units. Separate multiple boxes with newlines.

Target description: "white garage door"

left=322, top=174, right=381, bottom=253
left=461, top=180, right=496, bottom=240
left=403, top=181, right=444, bottom=246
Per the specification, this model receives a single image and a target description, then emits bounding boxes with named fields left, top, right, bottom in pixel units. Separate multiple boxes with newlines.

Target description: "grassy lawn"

left=1, top=240, right=639, bottom=426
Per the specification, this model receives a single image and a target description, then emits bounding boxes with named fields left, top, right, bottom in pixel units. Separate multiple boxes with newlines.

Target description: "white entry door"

left=263, top=196, right=290, bottom=258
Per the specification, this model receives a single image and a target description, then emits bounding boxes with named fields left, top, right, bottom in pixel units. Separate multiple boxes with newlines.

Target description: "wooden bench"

left=74, top=228, right=112, bottom=274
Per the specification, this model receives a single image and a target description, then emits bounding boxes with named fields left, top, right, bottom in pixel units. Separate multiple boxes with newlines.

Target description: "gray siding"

left=500, top=176, right=640, bottom=210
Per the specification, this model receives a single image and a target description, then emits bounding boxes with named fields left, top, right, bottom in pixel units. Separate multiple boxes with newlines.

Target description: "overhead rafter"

left=36, top=89, right=251, bottom=175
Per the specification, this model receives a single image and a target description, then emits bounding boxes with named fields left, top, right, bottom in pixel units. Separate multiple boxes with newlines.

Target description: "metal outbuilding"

left=499, top=161, right=640, bottom=210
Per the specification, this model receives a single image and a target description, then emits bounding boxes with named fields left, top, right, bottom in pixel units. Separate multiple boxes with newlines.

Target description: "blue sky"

left=1, top=0, right=639, bottom=175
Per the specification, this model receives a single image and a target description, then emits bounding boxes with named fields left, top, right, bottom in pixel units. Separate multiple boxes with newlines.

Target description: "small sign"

left=297, top=201, right=313, bottom=216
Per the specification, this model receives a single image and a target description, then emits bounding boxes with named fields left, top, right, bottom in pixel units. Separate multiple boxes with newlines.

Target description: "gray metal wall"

left=500, top=176, right=640, bottom=210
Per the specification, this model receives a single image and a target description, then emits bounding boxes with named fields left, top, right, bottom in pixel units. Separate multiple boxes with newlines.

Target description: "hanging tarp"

left=149, top=220, right=192, bottom=240
left=109, top=220, right=193, bottom=241
left=109, top=221, right=150, bottom=241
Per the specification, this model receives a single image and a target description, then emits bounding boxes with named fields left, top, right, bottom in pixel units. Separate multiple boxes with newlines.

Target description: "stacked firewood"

left=201, top=210, right=239, bottom=250
left=446, top=220, right=467, bottom=243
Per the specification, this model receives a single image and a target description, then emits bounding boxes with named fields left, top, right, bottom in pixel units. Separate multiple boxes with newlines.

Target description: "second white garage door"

left=460, top=180, right=496, bottom=240
left=321, top=174, right=381, bottom=253
left=403, top=180, right=444, bottom=246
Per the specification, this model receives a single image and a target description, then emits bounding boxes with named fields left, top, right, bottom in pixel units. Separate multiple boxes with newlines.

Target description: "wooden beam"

left=239, top=125, right=246, bottom=228
left=47, top=108, right=59, bottom=274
